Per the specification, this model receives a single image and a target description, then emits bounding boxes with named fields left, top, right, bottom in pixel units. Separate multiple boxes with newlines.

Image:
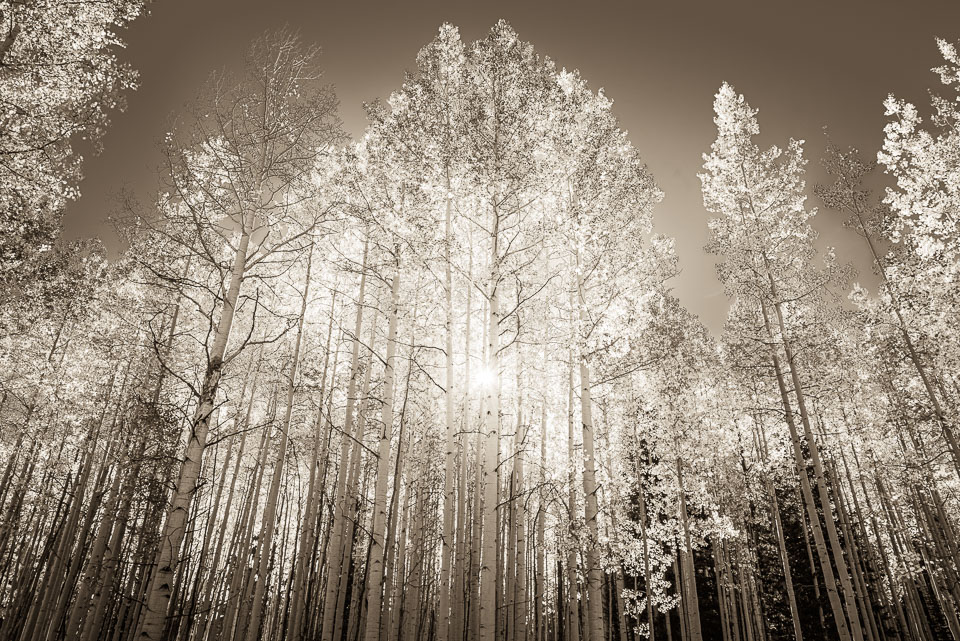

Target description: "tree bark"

left=363, top=265, right=402, bottom=641
left=138, top=216, right=252, bottom=640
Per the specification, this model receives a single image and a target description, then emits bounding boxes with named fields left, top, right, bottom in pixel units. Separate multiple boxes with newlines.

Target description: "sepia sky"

left=64, top=0, right=960, bottom=332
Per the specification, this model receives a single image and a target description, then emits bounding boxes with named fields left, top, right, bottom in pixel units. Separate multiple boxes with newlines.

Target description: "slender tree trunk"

left=480, top=201, right=501, bottom=641
left=336, top=337, right=376, bottom=641
left=363, top=265, right=402, bottom=641
left=576, top=263, right=605, bottom=641
left=537, top=403, right=548, bottom=641
left=440, top=163, right=457, bottom=641
left=515, top=420, right=528, bottom=641
left=381, top=347, right=414, bottom=641
left=676, top=460, right=702, bottom=641
left=139, top=218, right=252, bottom=641
left=470, top=254, right=484, bottom=641
left=321, top=238, right=370, bottom=641
left=566, top=356, right=581, bottom=641
left=391, top=489, right=412, bottom=641
left=639, top=492, right=654, bottom=641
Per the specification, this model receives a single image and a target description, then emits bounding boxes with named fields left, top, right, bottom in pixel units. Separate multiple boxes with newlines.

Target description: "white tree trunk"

left=363, top=266, right=402, bottom=641
left=139, top=220, right=251, bottom=641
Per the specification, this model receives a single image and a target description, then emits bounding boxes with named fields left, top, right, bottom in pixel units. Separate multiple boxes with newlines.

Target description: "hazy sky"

left=64, top=0, right=960, bottom=332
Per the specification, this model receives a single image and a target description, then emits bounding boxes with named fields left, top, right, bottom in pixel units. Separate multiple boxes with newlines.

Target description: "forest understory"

left=2, top=4, right=960, bottom=641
